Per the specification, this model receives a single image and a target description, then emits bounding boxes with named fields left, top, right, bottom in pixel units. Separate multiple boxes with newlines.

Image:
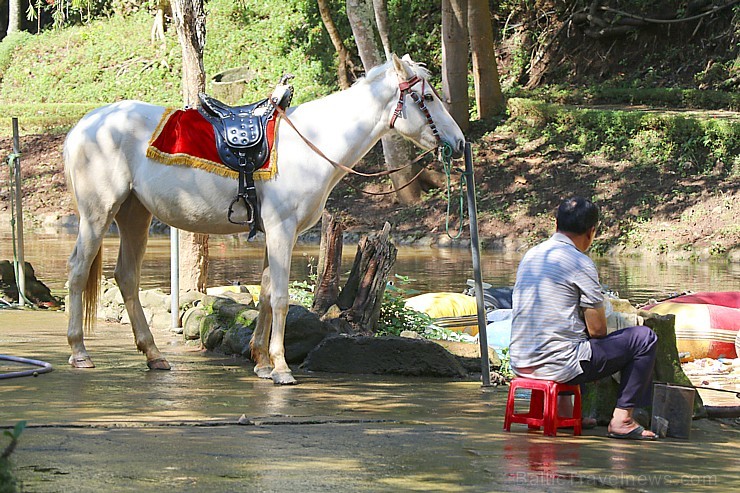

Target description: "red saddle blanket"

left=146, top=108, right=279, bottom=180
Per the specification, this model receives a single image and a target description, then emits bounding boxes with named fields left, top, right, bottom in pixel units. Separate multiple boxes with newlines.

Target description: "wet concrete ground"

left=1, top=310, right=739, bottom=492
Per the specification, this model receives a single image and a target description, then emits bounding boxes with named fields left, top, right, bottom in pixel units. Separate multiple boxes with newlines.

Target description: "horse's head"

left=388, top=54, right=466, bottom=158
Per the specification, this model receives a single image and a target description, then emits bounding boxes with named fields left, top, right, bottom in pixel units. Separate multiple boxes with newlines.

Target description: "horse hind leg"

left=250, top=259, right=274, bottom=378
left=67, top=213, right=114, bottom=368
left=114, top=194, right=170, bottom=370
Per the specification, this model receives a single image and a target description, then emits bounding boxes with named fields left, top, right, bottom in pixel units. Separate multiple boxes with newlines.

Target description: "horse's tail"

left=83, top=247, right=102, bottom=335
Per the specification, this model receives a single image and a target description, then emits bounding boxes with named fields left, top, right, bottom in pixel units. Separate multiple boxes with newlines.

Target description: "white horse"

left=64, top=54, right=465, bottom=384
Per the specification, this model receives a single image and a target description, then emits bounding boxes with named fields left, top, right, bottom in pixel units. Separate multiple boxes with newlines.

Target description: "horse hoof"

left=69, top=355, right=95, bottom=368
left=254, top=366, right=274, bottom=379
left=147, top=358, right=171, bottom=370
left=271, top=371, right=297, bottom=385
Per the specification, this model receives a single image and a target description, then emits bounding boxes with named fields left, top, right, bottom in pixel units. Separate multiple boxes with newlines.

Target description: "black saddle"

left=198, top=93, right=272, bottom=172
left=196, top=76, right=293, bottom=236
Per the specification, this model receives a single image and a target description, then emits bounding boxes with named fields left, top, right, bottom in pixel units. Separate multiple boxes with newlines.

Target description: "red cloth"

left=147, top=108, right=277, bottom=174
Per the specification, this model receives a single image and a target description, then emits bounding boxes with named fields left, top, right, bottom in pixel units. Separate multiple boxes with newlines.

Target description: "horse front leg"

left=250, top=260, right=274, bottom=378
left=264, top=228, right=297, bottom=385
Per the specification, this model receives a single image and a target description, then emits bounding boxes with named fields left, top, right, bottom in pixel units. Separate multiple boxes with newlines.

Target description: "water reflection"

left=1, top=232, right=738, bottom=304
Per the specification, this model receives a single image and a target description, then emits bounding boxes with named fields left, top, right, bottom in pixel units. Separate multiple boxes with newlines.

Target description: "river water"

left=2, top=231, right=739, bottom=304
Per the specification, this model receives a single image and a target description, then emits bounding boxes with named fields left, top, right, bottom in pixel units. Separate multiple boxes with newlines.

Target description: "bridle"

left=389, top=74, right=442, bottom=144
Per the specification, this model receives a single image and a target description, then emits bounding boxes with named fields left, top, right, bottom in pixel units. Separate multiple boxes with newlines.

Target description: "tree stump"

left=311, top=211, right=344, bottom=316
left=338, top=222, right=397, bottom=334
left=310, top=214, right=398, bottom=335
left=582, top=311, right=706, bottom=424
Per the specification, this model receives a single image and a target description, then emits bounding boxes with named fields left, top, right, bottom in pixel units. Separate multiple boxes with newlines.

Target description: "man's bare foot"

left=608, top=418, right=657, bottom=439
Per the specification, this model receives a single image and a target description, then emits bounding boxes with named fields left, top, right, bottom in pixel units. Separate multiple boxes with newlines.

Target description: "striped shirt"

left=509, top=232, right=604, bottom=382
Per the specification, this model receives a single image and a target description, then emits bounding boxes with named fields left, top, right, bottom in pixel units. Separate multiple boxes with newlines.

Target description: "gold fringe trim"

left=146, top=109, right=280, bottom=181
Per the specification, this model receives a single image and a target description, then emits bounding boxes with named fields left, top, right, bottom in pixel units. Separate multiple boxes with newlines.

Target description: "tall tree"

left=317, top=0, right=354, bottom=89
left=468, top=0, right=505, bottom=117
left=441, top=0, right=469, bottom=131
left=346, top=0, right=423, bottom=205
left=171, top=0, right=209, bottom=292
left=7, top=0, right=22, bottom=34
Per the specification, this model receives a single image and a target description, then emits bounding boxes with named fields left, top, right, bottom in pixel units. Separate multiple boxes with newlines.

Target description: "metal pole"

left=170, top=226, right=181, bottom=330
left=464, top=142, right=491, bottom=387
left=12, top=118, right=25, bottom=307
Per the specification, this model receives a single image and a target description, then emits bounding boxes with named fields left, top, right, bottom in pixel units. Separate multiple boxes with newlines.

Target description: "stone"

left=223, top=291, right=256, bottom=307
left=284, top=305, right=339, bottom=363
left=203, top=327, right=225, bottom=351
left=151, top=310, right=173, bottom=331
left=400, top=330, right=422, bottom=339
left=179, top=290, right=206, bottom=310
left=199, top=313, right=221, bottom=342
left=121, top=307, right=153, bottom=326
left=303, top=335, right=467, bottom=378
left=182, top=306, right=206, bottom=340
left=101, top=285, right=123, bottom=306
left=221, top=326, right=254, bottom=358
left=139, top=289, right=168, bottom=310
left=433, top=339, right=502, bottom=371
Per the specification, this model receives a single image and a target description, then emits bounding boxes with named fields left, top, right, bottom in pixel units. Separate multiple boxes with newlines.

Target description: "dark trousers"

left=566, top=325, right=658, bottom=409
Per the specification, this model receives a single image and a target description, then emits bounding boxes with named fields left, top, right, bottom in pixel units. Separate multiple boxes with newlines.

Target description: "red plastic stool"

left=503, top=377, right=582, bottom=436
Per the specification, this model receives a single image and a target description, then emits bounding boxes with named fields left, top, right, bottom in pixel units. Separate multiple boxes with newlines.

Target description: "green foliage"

left=0, top=0, right=340, bottom=108
left=1, top=421, right=26, bottom=493
left=508, top=85, right=740, bottom=112
left=506, top=98, right=740, bottom=178
left=375, top=275, right=433, bottom=337
left=0, top=32, right=32, bottom=81
left=288, top=280, right=315, bottom=308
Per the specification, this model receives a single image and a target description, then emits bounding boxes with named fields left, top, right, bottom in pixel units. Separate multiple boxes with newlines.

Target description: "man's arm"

left=583, top=306, right=607, bottom=338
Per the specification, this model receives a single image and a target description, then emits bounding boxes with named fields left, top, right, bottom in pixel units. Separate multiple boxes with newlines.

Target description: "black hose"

left=0, top=355, right=53, bottom=379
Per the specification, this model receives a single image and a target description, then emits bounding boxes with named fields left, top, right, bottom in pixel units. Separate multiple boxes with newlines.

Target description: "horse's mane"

left=357, top=56, right=431, bottom=86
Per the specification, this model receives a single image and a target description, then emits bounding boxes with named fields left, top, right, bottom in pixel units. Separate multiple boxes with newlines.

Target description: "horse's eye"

left=424, top=94, right=434, bottom=102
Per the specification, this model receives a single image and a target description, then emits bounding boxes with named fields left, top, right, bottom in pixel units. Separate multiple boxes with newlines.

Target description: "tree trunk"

left=441, top=0, right=470, bottom=131
left=582, top=311, right=706, bottom=425
left=8, top=0, right=22, bottom=34
left=346, top=0, right=423, bottom=204
left=171, top=0, right=206, bottom=107
left=171, top=0, right=209, bottom=292
left=372, top=0, right=392, bottom=60
left=467, top=0, right=505, bottom=117
left=317, top=0, right=353, bottom=89
left=337, top=222, right=397, bottom=334
left=312, top=211, right=344, bottom=316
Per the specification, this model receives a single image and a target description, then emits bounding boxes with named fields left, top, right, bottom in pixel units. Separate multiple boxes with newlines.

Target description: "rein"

left=273, top=73, right=447, bottom=196
left=274, top=105, right=433, bottom=179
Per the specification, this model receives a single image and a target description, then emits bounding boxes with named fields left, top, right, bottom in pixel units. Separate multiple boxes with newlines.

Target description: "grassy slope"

left=0, top=0, right=738, bottom=259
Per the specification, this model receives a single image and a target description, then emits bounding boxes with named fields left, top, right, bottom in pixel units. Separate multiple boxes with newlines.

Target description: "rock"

left=179, top=290, right=206, bottom=310
left=223, top=291, right=256, bottom=307
left=121, top=307, right=153, bottom=326
left=400, top=330, right=422, bottom=339
left=199, top=313, right=220, bottom=342
left=182, top=306, right=206, bottom=340
left=284, top=305, right=339, bottom=363
left=432, top=339, right=502, bottom=371
left=139, top=288, right=168, bottom=310
left=0, top=260, right=61, bottom=307
left=303, top=335, right=467, bottom=378
left=203, top=327, right=225, bottom=351
left=101, top=285, right=123, bottom=306
left=221, top=325, right=254, bottom=358
left=150, top=309, right=173, bottom=330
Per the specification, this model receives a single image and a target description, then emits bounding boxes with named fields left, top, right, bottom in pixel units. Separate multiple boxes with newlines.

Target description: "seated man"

left=509, top=197, right=658, bottom=440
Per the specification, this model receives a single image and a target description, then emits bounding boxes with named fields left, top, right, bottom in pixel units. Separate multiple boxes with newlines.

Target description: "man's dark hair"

left=556, top=196, right=599, bottom=234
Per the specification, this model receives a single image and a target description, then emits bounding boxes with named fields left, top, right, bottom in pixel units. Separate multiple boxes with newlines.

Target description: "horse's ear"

left=392, top=53, right=414, bottom=80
